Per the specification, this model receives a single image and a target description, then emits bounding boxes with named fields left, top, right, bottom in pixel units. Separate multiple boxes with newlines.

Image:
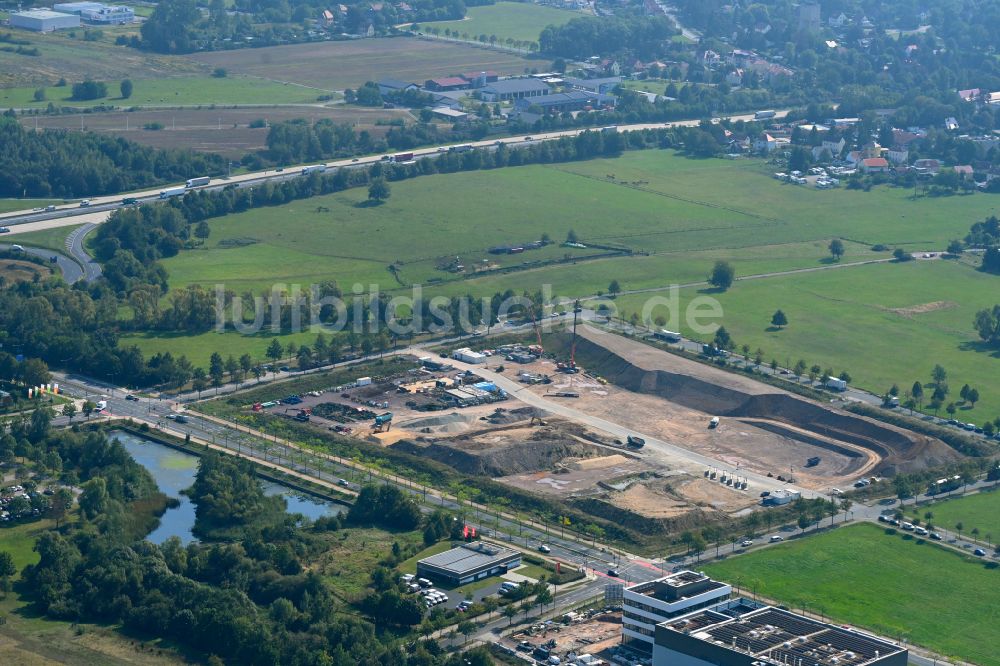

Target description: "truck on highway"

left=653, top=329, right=682, bottom=343
left=159, top=186, right=186, bottom=199
left=825, top=377, right=848, bottom=391
left=185, top=176, right=211, bottom=188
left=449, top=144, right=473, bottom=153
left=754, top=110, right=777, bottom=120
left=301, top=164, right=327, bottom=175
left=121, top=197, right=139, bottom=206
left=391, top=152, right=415, bottom=163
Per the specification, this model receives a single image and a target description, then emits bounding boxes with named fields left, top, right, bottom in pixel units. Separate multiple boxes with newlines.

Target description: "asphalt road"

left=0, top=242, right=83, bottom=283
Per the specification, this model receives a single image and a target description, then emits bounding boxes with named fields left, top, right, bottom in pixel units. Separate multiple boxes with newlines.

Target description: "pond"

left=115, top=431, right=347, bottom=545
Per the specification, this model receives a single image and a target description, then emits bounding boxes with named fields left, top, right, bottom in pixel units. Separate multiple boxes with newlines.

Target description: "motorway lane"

left=0, top=108, right=792, bottom=234
left=0, top=242, right=83, bottom=283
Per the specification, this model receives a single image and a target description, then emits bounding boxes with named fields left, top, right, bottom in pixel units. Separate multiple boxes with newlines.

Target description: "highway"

left=0, top=109, right=790, bottom=238
left=0, top=242, right=83, bottom=283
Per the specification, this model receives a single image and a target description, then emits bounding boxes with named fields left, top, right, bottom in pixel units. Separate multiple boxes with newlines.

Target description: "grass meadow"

left=423, top=2, right=583, bottom=44
left=703, top=523, right=1000, bottom=666
left=914, top=487, right=1000, bottom=544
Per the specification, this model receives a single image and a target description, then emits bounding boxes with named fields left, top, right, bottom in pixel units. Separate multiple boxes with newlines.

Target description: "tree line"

left=0, top=117, right=225, bottom=198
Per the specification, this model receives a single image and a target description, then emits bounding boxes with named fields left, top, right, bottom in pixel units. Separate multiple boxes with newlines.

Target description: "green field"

left=6, top=224, right=81, bottom=253
left=0, top=199, right=60, bottom=214
left=138, top=149, right=1000, bottom=395
left=1, top=75, right=327, bottom=108
left=612, top=258, right=1000, bottom=420
left=424, top=2, right=584, bottom=44
left=704, top=523, right=1000, bottom=665
left=918, top=488, right=1000, bottom=543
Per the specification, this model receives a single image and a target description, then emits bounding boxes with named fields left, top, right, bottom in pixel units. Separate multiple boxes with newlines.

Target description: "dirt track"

left=549, top=328, right=961, bottom=483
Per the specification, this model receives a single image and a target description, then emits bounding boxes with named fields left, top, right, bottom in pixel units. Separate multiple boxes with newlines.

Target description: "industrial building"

left=416, top=542, right=521, bottom=586
left=52, top=2, right=134, bottom=23
left=480, top=78, right=551, bottom=102
left=763, top=489, right=801, bottom=506
left=623, top=571, right=732, bottom=650
left=653, top=598, right=907, bottom=666
left=10, top=8, right=80, bottom=32
left=452, top=348, right=486, bottom=364
left=514, top=90, right=616, bottom=113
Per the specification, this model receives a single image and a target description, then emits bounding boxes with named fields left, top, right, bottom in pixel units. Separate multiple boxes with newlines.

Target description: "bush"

left=143, top=122, right=164, bottom=130
left=70, top=80, right=107, bottom=101
left=212, top=68, right=227, bottom=78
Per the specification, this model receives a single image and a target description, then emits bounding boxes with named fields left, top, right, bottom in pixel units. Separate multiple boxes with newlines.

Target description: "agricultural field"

left=421, top=2, right=585, bottom=44
left=19, top=105, right=411, bottom=158
left=0, top=30, right=199, bottom=88
left=3, top=75, right=330, bottom=109
left=186, top=37, right=541, bottom=91
left=703, top=523, right=1000, bottom=666
left=611, top=258, right=1000, bottom=420
left=917, top=487, right=1000, bottom=543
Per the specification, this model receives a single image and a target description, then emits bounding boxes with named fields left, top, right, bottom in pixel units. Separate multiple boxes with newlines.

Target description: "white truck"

left=185, top=176, right=211, bottom=188
left=159, top=186, right=187, bottom=199
left=301, top=164, right=327, bottom=175
left=825, top=377, right=848, bottom=391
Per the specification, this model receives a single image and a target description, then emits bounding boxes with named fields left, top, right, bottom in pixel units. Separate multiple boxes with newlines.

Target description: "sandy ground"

left=500, top=453, right=651, bottom=497
left=511, top=612, right=623, bottom=659
left=511, top=357, right=870, bottom=490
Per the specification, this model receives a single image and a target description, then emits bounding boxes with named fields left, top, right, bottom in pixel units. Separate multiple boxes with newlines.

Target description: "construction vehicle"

left=806, top=456, right=821, bottom=467
left=626, top=435, right=645, bottom=449
left=284, top=407, right=311, bottom=422
left=709, top=416, right=720, bottom=429
left=372, top=412, right=393, bottom=432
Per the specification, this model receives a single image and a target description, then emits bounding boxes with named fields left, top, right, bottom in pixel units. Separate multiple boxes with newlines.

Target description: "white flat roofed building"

left=623, top=570, right=732, bottom=650
left=10, top=9, right=80, bottom=32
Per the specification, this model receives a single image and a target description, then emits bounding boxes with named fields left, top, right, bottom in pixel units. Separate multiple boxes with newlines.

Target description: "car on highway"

left=538, top=544, right=551, bottom=554
left=165, top=413, right=177, bottom=420
left=0, top=226, right=9, bottom=233
left=769, top=535, right=783, bottom=543
left=79, top=200, right=91, bottom=207
left=607, top=569, right=619, bottom=577
left=44, top=205, right=56, bottom=211
left=10, top=244, right=24, bottom=252
left=740, top=540, right=753, bottom=547
left=337, top=478, right=350, bottom=487
left=523, top=136, right=533, bottom=141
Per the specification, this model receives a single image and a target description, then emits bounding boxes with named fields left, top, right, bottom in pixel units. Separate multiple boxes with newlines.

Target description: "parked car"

left=0, top=226, right=9, bottom=233
left=930, top=532, right=943, bottom=540
left=769, top=535, right=783, bottom=543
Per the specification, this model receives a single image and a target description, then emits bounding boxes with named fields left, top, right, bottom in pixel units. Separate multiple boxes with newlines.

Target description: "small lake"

left=115, top=431, right=347, bottom=545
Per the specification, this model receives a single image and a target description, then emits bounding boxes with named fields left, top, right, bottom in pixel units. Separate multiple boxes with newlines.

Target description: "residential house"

left=461, top=71, right=499, bottom=87
left=754, top=132, right=778, bottom=154
left=913, top=158, right=941, bottom=174
left=811, top=138, right=845, bottom=161
left=944, top=117, right=959, bottom=131
left=987, top=92, right=1000, bottom=105
left=480, top=78, right=550, bottom=102
left=423, top=77, right=469, bottom=92
left=727, top=49, right=754, bottom=66
left=430, top=107, right=469, bottom=122
left=701, top=50, right=721, bottom=67
left=892, top=129, right=924, bottom=148
left=725, top=68, right=744, bottom=86
left=861, top=157, right=889, bottom=173
left=828, top=12, right=849, bottom=28
left=885, top=148, right=909, bottom=165
left=953, top=165, right=974, bottom=179
left=378, top=79, right=418, bottom=96
left=957, top=88, right=981, bottom=102
left=320, top=9, right=334, bottom=25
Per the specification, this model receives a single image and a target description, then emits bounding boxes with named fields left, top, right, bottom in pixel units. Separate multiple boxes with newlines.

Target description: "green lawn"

left=918, top=488, right=1000, bottom=544
left=0, top=520, right=51, bottom=575
left=7, top=224, right=81, bottom=253
left=704, top=523, right=1000, bottom=666
left=119, top=328, right=324, bottom=368
left=399, top=540, right=454, bottom=575
left=0, top=199, right=61, bottom=214
left=423, top=2, right=584, bottom=44
left=1, top=75, right=327, bottom=108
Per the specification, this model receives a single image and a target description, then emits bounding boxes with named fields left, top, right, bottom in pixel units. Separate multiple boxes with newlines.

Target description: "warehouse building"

left=480, top=78, right=551, bottom=102
left=623, top=571, right=731, bottom=650
left=514, top=90, right=616, bottom=114
left=416, top=542, right=521, bottom=586
left=653, top=598, right=907, bottom=666
left=452, top=348, right=485, bottom=364
left=10, top=9, right=80, bottom=32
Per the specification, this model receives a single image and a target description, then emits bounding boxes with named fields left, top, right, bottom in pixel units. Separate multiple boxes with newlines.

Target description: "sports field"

left=186, top=37, right=540, bottom=91
left=918, top=488, right=1000, bottom=543
left=424, top=2, right=584, bottom=44
left=1, top=75, right=329, bottom=109
left=703, top=523, right=1000, bottom=666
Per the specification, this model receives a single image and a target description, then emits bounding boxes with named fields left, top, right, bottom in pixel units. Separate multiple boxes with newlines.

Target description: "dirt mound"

left=392, top=423, right=605, bottom=476
left=563, top=329, right=961, bottom=475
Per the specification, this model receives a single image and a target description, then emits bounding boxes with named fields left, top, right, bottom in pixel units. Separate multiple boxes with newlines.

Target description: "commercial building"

left=480, top=78, right=551, bottom=102
left=762, top=489, right=801, bottom=506
left=53, top=2, right=134, bottom=23
left=416, top=542, right=521, bottom=586
left=623, top=571, right=732, bottom=650
left=653, top=599, right=907, bottom=666
left=514, top=90, right=616, bottom=114
left=563, top=76, right=622, bottom=94
left=452, top=348, right=485, bottom=364
left=10, top=9, right=80, bottom=32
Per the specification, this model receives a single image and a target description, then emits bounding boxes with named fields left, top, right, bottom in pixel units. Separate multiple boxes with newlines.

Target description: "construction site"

left=246, top=319, right=962, bottom=533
